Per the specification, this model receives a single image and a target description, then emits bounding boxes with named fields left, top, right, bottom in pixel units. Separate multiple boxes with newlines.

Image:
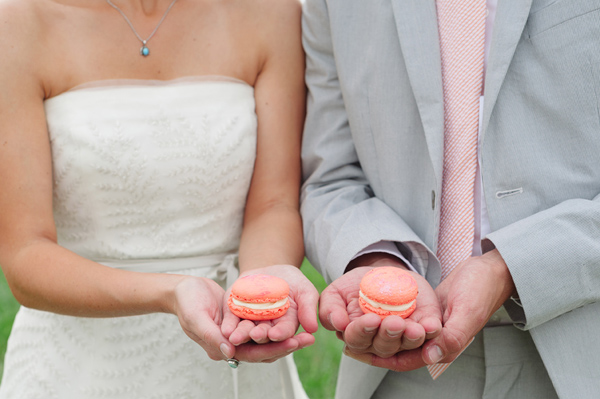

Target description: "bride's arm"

left=0, top=43, right=184, bottom=318
left=236, top=9, right=305, bottom=273
left=0, top=4, right=170, bottom=318
left=0, top=80, right=232, bottom=359
left=221, top=0, right=319, bottom=360
left=0, top=3, right=235, bottom=361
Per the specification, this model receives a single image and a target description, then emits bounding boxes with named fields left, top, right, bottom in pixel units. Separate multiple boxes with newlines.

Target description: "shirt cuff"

left=350, top=241, right=418, bottom=273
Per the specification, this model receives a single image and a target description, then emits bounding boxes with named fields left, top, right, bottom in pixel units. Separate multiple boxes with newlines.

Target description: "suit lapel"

left=481, top=0, right=533, bottom=141
left=391, top=0, right=444, bottom=183
left=390, top=0, right=534, bottom=169
left=337, top=8, right=444, bottom=398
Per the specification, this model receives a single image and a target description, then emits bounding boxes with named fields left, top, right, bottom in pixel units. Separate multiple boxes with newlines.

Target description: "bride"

left=0, top=0, right=318, bottom=397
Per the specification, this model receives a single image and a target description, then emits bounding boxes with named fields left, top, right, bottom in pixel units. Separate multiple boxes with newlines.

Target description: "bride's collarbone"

left=33, top=0, right=281, bottom=96
left=42, top=34, right=262, bottom=95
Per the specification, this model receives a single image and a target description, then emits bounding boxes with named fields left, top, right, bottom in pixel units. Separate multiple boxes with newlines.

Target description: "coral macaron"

left=359, top=267, right=418, bottom=319
left=228, top=274, right=290, bottom=321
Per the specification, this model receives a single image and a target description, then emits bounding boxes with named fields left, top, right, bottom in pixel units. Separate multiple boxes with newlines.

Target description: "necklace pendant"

left=106, top=0, right=178, bottom=60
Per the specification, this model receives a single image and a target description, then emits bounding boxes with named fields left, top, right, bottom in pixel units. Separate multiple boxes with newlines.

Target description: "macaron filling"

left=359, top=291, right=415, bottom=312
left=231, top=297, right=289, bottom=310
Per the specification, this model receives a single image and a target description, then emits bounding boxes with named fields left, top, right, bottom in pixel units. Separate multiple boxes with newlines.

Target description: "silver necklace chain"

left=105, top=0, right=179, bottom=57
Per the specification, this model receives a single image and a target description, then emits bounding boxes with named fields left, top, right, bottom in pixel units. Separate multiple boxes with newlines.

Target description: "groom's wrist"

left=345, top=252, right=407, bottom=273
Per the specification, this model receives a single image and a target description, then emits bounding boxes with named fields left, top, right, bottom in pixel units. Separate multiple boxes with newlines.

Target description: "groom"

left=301, top=0, right=600, bottom=398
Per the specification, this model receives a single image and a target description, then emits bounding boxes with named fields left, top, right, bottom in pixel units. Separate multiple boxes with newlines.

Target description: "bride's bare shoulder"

left=241, top=0, right=302, bottom=27
left=0, top=0, right=64, bottom=57
left=236, top=0, right=303, bottom=53
left=0, top=0, right=42, bottom=33
left=0, top=0, right=45, bottom=76
left=0, top=0, right=96, bottom=96
left=0, top=0, right=68, bottom=28
left=0, top=0, right=68, bottom=96
left=0, top=0, right=98, bottom=47
left=250, top=0, right=302, bottom=14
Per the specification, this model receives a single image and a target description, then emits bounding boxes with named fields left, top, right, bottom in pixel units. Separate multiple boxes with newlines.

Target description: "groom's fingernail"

left=427, top=327, right=441, bottom=335
left=342, top=345, right=351, bottom=356
left=364, top=326, right=377, bottom=333
left=327, top=314, right=333, bottom=327
left=328, top=314, right=338, bottom=331
left=387, top=330, right=402, bottom=338
left=427, top=345, right=444, bottom=364
left=404, top=336, right=420, bottom=344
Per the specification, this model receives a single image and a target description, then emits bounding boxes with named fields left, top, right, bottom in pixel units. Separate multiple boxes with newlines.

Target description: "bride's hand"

left=173, top=276, right=237, bottom=361
left=221, top=265, right=319, bottom=362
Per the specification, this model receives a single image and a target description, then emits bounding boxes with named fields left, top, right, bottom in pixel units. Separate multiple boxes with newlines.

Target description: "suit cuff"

left=350, top=241, right=419, bottom=274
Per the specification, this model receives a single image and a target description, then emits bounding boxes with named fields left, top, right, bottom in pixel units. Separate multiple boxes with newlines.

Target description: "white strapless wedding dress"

left=0, top=77, right=307, bottom=399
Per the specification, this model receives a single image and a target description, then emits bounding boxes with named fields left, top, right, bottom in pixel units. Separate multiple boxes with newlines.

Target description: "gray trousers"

left=372, top=326, right=558, bottom=399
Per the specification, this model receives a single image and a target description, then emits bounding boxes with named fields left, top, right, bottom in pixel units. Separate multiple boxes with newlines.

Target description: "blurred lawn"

left=0, top=261, right=341, bottom=398
left=0, top=270, right=19, bottom=383
left=296, top=260, right=343, bottom=399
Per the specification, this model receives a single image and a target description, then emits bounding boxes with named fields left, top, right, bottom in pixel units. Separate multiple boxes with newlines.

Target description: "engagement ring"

left=226, top=358, right=240, bottom=369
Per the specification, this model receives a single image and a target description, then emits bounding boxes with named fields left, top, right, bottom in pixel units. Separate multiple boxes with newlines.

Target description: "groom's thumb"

left=422, top=320, right=475, bottom=364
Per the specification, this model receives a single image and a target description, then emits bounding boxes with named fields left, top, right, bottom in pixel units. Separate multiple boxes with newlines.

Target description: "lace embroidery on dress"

left=0, top=80, right=308, bottom=399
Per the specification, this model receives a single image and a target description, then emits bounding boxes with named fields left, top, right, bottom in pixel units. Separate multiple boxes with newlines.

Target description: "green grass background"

left=0, top=271, right=19, bottom=383
left=0, top=260, right=342, bottom=399
left=295, top=260, right=343, bottom=399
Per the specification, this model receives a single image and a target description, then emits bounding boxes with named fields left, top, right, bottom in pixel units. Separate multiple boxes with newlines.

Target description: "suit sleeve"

left=485, top=192, right=600, bottom=330
left=300, top=0, right=439, bottom=284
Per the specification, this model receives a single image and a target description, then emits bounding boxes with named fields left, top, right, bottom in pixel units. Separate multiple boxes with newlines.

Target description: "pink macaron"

left=359, top=267, right=418, bottom=319
left=228, top=274, right=290, bottom=321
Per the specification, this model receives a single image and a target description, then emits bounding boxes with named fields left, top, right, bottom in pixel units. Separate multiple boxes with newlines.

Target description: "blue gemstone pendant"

left=140, top=45, right=150, bottom=57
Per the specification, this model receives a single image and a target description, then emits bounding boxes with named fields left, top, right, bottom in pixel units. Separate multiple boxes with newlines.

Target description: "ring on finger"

left=226, top=358, right=240, bottom=369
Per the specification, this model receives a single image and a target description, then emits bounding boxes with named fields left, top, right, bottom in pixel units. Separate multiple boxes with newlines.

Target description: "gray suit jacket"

left=300, top=0, right=600, bottom=398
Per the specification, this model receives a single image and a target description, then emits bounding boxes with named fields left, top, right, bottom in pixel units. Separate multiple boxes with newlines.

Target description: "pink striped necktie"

left=427, top=0, right=486, bottom=380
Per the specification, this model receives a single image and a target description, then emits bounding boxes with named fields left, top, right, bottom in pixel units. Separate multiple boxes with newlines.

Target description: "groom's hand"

left=421, top=249, right=516, bottom=365
left=319, top=253, right=442, bottom=371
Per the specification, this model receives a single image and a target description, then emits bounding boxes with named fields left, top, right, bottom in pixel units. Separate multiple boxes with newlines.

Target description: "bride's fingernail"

left=220, top=343, right=230, bottom=358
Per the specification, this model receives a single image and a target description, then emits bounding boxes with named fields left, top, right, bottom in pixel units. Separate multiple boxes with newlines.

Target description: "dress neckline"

left=47, top=75, right=252, bottom=101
